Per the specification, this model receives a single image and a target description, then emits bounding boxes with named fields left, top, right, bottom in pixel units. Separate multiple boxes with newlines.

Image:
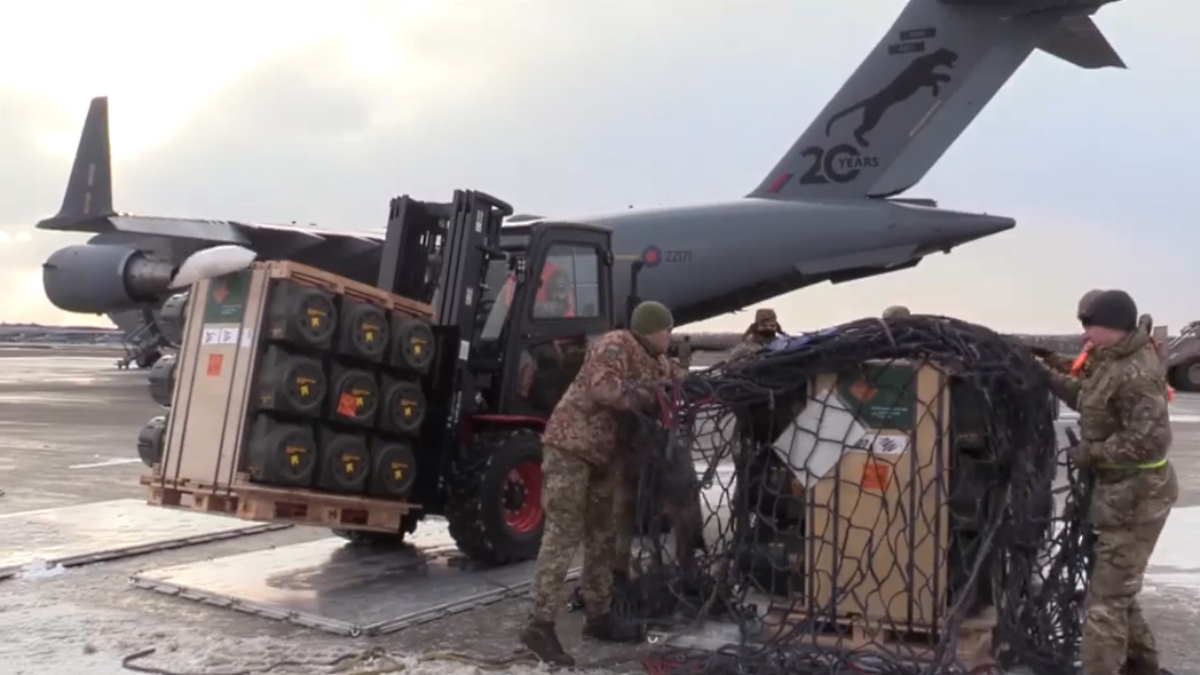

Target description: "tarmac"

left=0, top=345, right=1197, bottom=674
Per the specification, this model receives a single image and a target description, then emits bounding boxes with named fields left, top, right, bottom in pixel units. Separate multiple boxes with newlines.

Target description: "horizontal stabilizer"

left=1037, top=16, right=1125, bottom=69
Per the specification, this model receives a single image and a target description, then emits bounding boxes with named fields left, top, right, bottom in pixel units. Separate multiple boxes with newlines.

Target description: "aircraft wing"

left=40, top=212, right=383, bottom=246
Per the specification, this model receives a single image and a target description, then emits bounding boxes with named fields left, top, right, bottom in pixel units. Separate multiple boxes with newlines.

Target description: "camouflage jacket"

left=1046, top=332, right=1171, bottom=468
left=542, top=330, right=682, bottom=466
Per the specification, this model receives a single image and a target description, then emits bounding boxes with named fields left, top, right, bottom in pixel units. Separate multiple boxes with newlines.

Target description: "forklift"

left=370, top=189, right=642, bottom=565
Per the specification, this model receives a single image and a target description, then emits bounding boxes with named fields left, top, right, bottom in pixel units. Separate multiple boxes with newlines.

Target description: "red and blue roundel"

left=641, top=246, right=662, bottom=268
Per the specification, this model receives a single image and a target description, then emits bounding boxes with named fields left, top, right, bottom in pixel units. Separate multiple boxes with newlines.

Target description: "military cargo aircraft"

left=36, top=0, right=1126, bottom=366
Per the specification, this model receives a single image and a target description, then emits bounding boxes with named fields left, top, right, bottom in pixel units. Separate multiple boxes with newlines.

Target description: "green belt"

left=1095, top=458, right=1169, bottom=471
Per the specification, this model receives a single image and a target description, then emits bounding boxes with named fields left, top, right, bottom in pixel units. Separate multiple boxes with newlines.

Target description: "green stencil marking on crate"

left=836, top=363, right=916, bottom=430
left=204, top=270, right=251, bottom=323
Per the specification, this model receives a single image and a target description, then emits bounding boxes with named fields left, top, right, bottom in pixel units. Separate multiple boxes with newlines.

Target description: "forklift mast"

left=376, top=190, right=514, bottom=443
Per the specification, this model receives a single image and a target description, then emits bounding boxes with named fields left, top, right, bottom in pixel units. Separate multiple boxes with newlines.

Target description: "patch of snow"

left=16, top=560, right=66, bottom=579
left=1148, top=506, right=1200, bottom=572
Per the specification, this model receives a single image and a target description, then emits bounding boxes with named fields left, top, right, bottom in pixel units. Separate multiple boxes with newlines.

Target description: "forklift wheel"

left=447, top=429, right=544, bottom=566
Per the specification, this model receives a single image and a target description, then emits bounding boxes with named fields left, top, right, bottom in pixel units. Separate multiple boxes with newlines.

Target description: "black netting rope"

left=617, top=315, right=1092, bottom=675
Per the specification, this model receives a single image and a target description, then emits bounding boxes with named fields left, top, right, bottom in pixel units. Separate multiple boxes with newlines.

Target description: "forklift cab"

left=472, top=223, right=615, bottom=418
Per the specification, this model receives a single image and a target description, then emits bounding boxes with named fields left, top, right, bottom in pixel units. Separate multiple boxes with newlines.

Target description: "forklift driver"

left=519, top=267, right=581, bottom=411
left=533, top=268, right=575, bottom=319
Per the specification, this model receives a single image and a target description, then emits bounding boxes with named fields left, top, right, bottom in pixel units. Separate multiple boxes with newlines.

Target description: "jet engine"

left=42, top=245, right=176, bottom=314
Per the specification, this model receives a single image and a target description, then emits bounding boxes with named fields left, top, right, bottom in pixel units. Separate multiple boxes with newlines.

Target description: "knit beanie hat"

left=1079, top=289, right=1137, bottom=331
left=1076, top=289, right=1103, bottom=317
left=630, top=301, right=674, bottom=336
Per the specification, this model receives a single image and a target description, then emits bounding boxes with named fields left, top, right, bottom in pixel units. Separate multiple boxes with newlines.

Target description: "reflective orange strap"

left=1070, top=349, right=1090, bottom=376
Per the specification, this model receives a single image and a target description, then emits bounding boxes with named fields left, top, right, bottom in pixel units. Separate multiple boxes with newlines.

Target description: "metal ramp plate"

left=0, top=498, right=289, bottom=580
left=130, top=521, right=576, bottom=636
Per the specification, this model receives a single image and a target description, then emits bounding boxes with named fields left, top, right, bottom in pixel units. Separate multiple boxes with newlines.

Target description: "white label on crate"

left=240, top=328, right=254, bottom=348
left=458, top=339, right=470, bottom=361
left=861, top=433, right=909, bottom=456
left=202, top=325, right=241, bottom=345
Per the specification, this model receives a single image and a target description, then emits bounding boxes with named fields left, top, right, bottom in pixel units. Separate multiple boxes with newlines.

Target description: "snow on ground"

left=1145, top=505, right=1200, bottom=597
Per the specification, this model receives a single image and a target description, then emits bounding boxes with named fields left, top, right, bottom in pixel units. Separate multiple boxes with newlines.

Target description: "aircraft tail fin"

left=38, top=96, right=114, bottom=230
left=749, top=0, right=1124, bottom=200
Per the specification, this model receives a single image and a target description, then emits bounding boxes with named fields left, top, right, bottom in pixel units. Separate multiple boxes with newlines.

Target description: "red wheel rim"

left=503, top=460, right=543, bottom=534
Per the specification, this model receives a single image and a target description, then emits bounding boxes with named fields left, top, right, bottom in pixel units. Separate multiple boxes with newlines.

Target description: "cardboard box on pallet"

left=146, top=260, right=435, bottom=531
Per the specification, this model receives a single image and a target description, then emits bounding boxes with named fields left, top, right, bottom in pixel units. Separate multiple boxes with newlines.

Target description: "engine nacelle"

left=42, top=244, right=175, bottom=313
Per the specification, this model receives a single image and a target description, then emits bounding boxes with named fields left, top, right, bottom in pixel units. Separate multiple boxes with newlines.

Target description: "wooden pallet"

left=264, top=260, right=433, bottom=320
left=762, top=608, right=997, bottom=671
left=142, top=474, right=420, bottom=534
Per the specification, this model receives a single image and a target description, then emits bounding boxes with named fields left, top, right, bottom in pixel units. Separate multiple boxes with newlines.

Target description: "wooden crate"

left=265, top=260, right=432, bottom=320
left=142, top=474, right=420, bottom=533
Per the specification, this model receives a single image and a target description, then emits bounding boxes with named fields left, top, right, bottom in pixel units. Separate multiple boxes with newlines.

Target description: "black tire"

left=446, top=428, right=544, bottom=566
left=136, top=349, right=162, bottom=369
left=1171, top=359, right=1200, bottom=393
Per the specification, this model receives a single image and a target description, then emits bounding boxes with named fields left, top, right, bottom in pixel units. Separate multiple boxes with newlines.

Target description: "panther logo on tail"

left=825, top=47, right=959, bottom=148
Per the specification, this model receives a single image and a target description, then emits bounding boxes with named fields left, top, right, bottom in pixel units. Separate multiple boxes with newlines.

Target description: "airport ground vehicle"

left=142, top=189, right=645, bottom=565
left=1168, top=321, right=1200, bottom=392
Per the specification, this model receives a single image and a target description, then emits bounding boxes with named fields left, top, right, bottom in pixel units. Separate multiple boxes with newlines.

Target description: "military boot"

left=582, top=612, right=643, bottom=643
left=519, top=619, right=574, bottom=667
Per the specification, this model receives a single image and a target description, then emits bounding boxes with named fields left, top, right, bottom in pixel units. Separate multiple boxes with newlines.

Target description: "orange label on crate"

left=337, top=393, right=360, bottom=417
left=861, top=458, right=891, bottom=491
left=206, top=354, right=223, bottom=376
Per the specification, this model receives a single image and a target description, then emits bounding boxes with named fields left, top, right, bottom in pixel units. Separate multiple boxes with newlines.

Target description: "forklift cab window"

left=514, top=244, right=604, bottom=415
left=478, top=259, right=514, bottom=342
left=533, top=244, right=601, bottom=319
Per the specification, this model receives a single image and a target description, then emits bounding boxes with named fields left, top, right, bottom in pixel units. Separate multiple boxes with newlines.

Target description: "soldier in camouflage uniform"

left=519, top=300, right=680, bottom=666
left=1037, top=289, right=1177, bottom=675
left=728, top=308, right=784, bottom=361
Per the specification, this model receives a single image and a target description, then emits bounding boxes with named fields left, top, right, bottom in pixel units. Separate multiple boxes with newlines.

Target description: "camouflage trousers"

left=529, top=445, right=618, bottom=623
left=1081, top=465, right=1178, bottom=675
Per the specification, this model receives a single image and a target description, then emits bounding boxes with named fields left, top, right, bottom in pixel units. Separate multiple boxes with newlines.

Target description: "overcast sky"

left=2, top=0, right=1195, bottom=334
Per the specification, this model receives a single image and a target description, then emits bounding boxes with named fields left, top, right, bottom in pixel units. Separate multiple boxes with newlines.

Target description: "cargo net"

left=618, top=316, right=1091, bottom=675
